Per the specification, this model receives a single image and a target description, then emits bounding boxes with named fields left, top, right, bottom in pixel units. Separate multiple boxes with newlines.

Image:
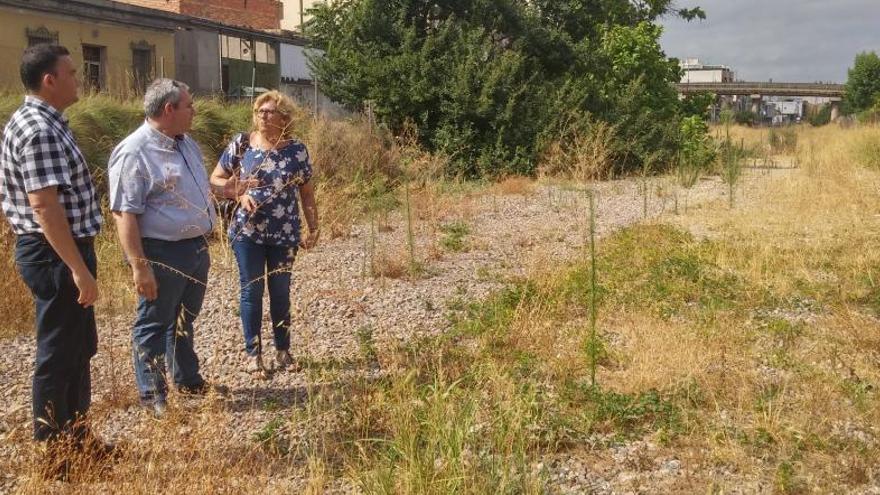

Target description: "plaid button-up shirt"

left=0, top=96, right=102, bottom=237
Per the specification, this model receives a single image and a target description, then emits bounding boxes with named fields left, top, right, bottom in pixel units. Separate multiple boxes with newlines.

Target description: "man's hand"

left=71, top=267, right=99, bottom=307
left=239, top=194, right=258, bottom=213
left=300, top=229, right=320, bottom=250
left=133, top=263, right=158, bottom=301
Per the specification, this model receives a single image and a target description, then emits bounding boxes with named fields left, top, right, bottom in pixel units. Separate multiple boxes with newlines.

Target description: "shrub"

left=678, top=117, right=715, bottom=174
left=807, top=104, right=832, bottom=127
left=538, top=118, right=617, bottom=180
left=734, top=110, right=757, bottom=126
left=309, top=1, right=692, bottom=177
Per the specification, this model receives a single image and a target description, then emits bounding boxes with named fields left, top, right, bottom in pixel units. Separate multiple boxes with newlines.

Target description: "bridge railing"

left=675, top=82, right=845, bottom=97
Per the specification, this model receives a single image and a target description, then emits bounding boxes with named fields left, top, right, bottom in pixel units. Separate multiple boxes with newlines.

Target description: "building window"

left=130, top=41, right=155, bottom=93
left=254, top=41, right=277, bottom=65
left=26, top=26, right=59, bottom=47
left=228, top=36, right=242, bottom=60
left=82, top=45, right=104, bottom=92
left=255, top=41, right=268, bottom=64
left=241, top=39, right=253, bottom=61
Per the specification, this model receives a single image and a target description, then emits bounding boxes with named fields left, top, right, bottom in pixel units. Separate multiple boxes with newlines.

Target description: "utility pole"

left=299, top=0, right=305, bottom=32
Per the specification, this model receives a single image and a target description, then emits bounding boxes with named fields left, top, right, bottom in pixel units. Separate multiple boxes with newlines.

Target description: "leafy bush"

left=857, top=97, right=880, bottom=124
left=734, top=110, right=757, bottom=126
left=807, top=104, right=832, bottom=127
left=679, top=117, right=715, bottom=173
left=680, top=92, right=714, bottom=119
left=308, top=0, right=698, bottom=177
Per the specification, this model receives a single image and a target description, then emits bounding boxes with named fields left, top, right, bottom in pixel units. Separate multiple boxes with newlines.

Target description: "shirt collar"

left=142, top=121, right=186, bottom=151
left=24, top=95, right=68, bottom=125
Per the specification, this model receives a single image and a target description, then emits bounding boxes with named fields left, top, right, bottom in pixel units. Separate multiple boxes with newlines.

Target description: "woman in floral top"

left=210, top=91, right=319, bottom=374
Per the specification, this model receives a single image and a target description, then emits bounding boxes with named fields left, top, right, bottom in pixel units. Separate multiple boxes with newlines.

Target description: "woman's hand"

left=239, top=193, right=258, bottom=213
left=223, top=176, right=259, bottom=199
left=300, top=229, right=320, bottom=250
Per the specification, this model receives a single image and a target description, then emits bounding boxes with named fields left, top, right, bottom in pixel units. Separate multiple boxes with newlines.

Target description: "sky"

left=659, top=0, right=880, bottom=83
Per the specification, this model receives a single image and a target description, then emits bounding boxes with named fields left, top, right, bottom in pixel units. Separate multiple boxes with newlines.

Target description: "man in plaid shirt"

left=0, top=44, right=112, bottom=473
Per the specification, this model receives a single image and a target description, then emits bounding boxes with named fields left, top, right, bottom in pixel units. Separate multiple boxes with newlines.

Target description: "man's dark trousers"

left=15, top=233, right=98, bottom=441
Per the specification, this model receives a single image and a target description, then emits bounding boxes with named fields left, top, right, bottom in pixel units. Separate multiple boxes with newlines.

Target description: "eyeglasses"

left=255, top=108, right=281, bottom=116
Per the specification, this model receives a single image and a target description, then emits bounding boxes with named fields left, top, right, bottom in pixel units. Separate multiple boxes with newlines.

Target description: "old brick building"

left=117, top=0, right=282, bottom=30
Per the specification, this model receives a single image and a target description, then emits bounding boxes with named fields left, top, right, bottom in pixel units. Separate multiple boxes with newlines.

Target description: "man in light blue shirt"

left=108, top=79, right=222, bottom=416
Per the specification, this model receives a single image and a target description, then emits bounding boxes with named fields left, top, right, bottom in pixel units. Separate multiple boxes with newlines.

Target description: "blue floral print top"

left=219, top=133, right=313, bottom=247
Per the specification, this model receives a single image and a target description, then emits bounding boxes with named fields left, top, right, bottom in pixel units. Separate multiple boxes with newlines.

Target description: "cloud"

left=660, top=0, right=880, bottom=82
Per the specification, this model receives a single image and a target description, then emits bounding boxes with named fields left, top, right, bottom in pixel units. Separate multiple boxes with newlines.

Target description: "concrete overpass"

left=676, top=81, right=846, bottom=121
left=676, top=82, right=844, bottom=98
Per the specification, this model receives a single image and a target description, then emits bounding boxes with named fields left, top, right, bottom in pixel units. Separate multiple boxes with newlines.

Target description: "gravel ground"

left=0, top=172, right=780, bottom=493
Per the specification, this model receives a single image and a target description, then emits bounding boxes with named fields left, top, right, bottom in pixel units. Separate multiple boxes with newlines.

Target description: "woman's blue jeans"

left=231, top=238, right=297, bottom=356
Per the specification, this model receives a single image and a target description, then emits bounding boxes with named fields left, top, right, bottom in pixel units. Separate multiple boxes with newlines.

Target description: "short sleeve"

left=20, top=131, right=72, bottom=193
left=218, top=133, right=247, bottom=174
left=108, top=151, right=148, bottom=214
left=296, top=144, right=313, bottom=184
left=218, top=141, right=236, bottom=174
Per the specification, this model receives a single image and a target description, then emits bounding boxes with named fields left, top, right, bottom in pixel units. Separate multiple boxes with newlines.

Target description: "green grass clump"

left=582, top=387, right=682, bottom=437
left=439, top=221, right=470, bottom=252
left=567, top=224, right=743, bottom=319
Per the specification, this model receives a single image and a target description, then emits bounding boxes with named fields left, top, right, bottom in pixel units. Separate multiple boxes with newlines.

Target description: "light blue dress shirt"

left=108, top=122, right=216, bottom=241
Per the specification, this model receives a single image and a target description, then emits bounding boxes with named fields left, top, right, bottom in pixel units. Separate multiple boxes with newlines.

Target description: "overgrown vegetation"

left=307, top=0, right=705, bottom=177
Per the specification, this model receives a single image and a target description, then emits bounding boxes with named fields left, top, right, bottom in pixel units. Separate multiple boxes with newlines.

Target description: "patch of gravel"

left=0, top=172, right=769, bottom=492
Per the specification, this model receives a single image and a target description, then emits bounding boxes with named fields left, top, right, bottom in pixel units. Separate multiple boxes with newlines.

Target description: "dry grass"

left=538, top=120, right=616, bottom=181
left=653, top=124, right=880, bottom=490
left=491, top=176, right=534, bottom=196
left=9, top=396, right=292, bottom=494
left=0, top=224, right=33, bottom=338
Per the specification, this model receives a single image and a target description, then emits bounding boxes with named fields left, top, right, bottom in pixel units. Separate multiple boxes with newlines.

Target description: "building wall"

left=280, top=0, right=329, bottom=32
left=0, top=6, right=175, bottom=97
left=118, top=0, right=282, bottom=30
left=280, top=43, right=313, bottom=81
left=681, top=68, right=731, bottom=84
left=280, top=81, right=346, bottom=118
left=175, top=29, right=221, bottom=95
left=111, top=0, right=183, bottom=11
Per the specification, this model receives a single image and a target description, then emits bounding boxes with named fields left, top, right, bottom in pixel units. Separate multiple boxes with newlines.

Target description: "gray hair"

left=143, top=78, right=190, bottom=118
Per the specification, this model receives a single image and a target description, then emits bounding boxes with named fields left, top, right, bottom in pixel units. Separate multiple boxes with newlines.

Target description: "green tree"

left=307, top=0, right=700, bottom=176
left=844, top=51, right=880, bottom=114
left=680, top=92, right=714, bottom=119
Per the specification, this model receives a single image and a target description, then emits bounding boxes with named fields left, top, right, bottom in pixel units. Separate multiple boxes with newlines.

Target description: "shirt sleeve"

left=108, top=150, right=148, bottom=214
left=218, top=135, right=242, bottom=174
left=298, top=144, right=313, bottom=184
left=20, top=130, right=72, bottom=193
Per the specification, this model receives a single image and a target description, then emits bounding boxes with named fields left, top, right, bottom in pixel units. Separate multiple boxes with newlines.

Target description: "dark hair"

left=20, top=44, right=70, bottom=92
